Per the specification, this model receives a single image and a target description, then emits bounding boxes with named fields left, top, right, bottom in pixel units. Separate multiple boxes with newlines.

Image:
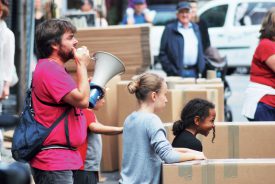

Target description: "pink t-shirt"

left=30, top=59, right=87, bottom=170
left=250, top=39, right=275, bottom=107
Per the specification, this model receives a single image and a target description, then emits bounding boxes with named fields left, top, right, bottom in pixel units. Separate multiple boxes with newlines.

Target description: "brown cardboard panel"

left=212, top=159, right=275, bottom=184
left=93, top=76, right=121, bottom=171
left=94, top=76, right=120, bottom=125
left=163, top=161, right=203, bottom=184
left=237, top=122, right=275, bottom=158
left=198, top=123, right=233, bottom=159
left=101, top=135, right=119, bottom=171
left=67, top=24, right=151, bottom=80
left=156, top=89, right=185, bottom=123
left=166, top=77, right=196, bottom=89
left=117, top=81, right=139, bottom=123
left=163, top=123, right=174, bottom=144
left=118, top=134, right=123, bottom=171
left=199, top=83, right=224, bottom=122
left=206, top=89, right=219, bottom=121
left=163, top=159, right=275, bottom=184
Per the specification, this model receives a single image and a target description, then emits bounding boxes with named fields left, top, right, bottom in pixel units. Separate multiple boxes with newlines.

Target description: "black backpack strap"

left=30, top=80, right=68, bottom=107
left=48, top=107, right=71, bottom=131
left=64, top=113, right=73, bottom=149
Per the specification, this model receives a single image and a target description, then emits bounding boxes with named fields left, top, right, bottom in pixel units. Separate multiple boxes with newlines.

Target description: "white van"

left=149, top=0, right=275, bottom=72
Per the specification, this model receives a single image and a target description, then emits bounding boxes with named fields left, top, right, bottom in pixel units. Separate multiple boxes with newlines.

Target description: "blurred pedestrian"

left=0, top=0, right=16, bottom=110
left=182, top=0, right=211, bottom=51
left=0, top=0, right=17, bottom=156
left=172, top=98, right=216, bottom=151
left=31, top=19, right=90, bottom=184
left=74, top=89, right=123, bottom=184
left=159, top=2, right=205, bottom=78
left=122, top=0, right=153, bottom=25
left=119, top=72, right=205, bottom=184
left=242, top=8, right=275, bottom=121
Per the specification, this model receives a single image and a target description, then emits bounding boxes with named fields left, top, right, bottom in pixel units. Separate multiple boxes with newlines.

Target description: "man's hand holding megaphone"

left=76, top=49, right=126, bottom=109
left=88, top=77, right=105, bottom=109
left=73, top=46, right=91, bottom=67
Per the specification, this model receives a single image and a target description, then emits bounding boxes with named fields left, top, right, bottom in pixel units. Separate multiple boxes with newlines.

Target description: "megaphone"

left=87, top=51, right=125, bottom=108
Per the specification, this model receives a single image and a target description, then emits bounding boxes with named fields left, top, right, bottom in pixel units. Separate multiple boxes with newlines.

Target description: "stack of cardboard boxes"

left=163, top=122, right=275, bottom=184
left=65, top=24, right=151, bottom=80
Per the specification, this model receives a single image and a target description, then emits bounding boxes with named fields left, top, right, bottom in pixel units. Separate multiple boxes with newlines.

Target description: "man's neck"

left=48, top=53, right=65, bottom=66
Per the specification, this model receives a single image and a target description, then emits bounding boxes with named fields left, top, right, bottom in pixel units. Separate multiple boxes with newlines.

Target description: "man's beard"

left=57, top=46, right=74, bottom=62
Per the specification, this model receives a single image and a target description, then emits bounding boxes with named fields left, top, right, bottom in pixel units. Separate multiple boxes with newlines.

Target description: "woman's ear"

left=194, top=116, right=200, bottom=126
left=151, top=91, right=157, bottom=102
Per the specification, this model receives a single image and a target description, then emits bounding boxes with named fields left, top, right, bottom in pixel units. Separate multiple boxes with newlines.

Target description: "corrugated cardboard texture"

left=156, top=89, right=185, bottom=122
left=163, top=159, right=275, bottom=184
left=199, top=122, right=275, bottom=159
left=65, top=24, right=151, bottom=79
left=197, top=123, right=232, bottom=159
left=117, top=81, right=138, bottom=123
left=94, top=76, right=121, bottom=171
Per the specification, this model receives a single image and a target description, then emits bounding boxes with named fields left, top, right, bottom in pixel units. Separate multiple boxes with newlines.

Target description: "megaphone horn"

left=88, top=51, right=125, bottom=108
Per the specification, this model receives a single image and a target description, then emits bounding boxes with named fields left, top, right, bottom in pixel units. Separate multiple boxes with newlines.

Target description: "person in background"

left=242, top=8, right=275, bottom=121
left=31, top=19, right=90, bottom=184
left=74, top=89, right=123, bottom=184
left=81, top=0, right=93, bottom=12
left=119, top=72, right=205, bottom=184
left=159, top=2, right=205, bottom=78
left=172, top=98, right=216, bottom=151
left=182, top=0, right=211, bottom=51
left=122, top=0, right=153, bottom=25
left=0, top=0, right=16, bottom=157
left=0, top=0, right=15, bottom=112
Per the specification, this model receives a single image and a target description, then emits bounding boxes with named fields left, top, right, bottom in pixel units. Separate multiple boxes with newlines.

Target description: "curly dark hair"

left=172, top=98, right=216, bottom=142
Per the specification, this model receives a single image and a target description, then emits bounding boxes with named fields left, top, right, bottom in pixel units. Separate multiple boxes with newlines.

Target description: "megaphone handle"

left=88, top=85, right=104, bottom=108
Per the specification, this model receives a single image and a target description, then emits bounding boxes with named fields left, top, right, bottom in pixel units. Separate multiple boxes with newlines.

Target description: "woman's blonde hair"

left=259, top=7, right=275, bottom=40
left=127, top=73, right=164, bottom=102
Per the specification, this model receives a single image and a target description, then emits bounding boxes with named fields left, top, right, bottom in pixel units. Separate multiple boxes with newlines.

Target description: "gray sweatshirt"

left=119, top=111, right=181, bottom=184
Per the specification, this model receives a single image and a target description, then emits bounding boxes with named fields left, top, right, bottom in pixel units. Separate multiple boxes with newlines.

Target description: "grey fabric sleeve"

left=146, top=115, right=181, bottom=163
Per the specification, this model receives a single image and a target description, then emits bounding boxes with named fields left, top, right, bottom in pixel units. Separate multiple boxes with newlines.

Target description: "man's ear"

left=194, top=116, right=200, bottom=126
left=51, top=43, right=59, bottom=51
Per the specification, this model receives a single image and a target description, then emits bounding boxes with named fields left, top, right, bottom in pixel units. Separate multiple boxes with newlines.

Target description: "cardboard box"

left=163, top=159, right=275, bottom=184
left=94, top=76, right=121, bottom=171
left=163, top=123, right=174, bottom=143
left=156, top=89, right=185, bottom=123
left=117, top=81, right=138, bottom=123
left=65, top=25, right=151, bottom=79
left=199, top=122, right=275, bottom=159
left=165, top=122, right=275, bottom=159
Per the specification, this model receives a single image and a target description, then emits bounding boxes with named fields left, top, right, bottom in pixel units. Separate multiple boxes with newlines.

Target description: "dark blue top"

left=122, top=13, right=147, bottom=24
left=159, top=20, right=206, bottom=77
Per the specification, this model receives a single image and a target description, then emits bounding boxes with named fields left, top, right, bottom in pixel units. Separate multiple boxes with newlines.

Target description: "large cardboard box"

left=165, top=122, right=275, bottom=159
left=163, top=159, right=275, bottom=184
left=117, top=81, right=138, bottom=123
left=94, top=76, right=121, bottom=171
left=156, top=89, right=184, bottom=122
left=199, top=122, right=275, bottom=158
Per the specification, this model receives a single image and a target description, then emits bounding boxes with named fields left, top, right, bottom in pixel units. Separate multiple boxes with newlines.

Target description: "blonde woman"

left=119, top=73, right=205, bottom=184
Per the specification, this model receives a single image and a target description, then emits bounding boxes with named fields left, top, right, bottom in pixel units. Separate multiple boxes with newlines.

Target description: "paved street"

left=226, top=74, right=249, bottom=122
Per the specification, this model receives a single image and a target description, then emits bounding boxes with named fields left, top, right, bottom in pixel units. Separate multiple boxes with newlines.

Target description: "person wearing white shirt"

left=159, top=2, right=205, bottom=78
